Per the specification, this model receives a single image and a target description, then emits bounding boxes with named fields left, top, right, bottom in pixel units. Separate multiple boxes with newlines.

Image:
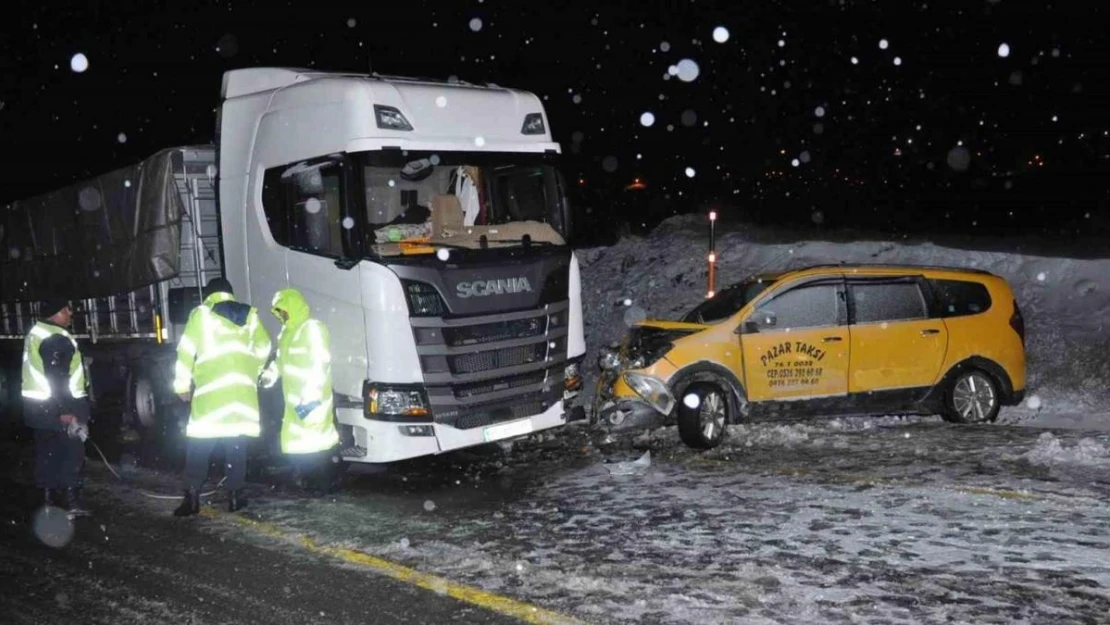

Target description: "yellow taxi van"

left=594, top=264, right=1027, bottom=449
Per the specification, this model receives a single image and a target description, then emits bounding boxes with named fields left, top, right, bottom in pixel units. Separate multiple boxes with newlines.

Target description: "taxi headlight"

left=621, top=371, right=675, bottom=415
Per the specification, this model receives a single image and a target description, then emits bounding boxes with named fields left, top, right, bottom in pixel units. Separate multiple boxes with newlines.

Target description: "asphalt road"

left=0, top=439, right=524, bottom=625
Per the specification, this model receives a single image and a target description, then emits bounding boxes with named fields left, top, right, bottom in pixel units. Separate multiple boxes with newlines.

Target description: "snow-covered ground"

left=96, top=415, right=1110, bottom=625
left=577, top=215, right=1110, bottom=421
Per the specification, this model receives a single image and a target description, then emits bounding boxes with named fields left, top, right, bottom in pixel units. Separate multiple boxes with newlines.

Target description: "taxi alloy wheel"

left=677, top=383, right=729, bottom=450
left=946, top=370, right=1000, bottom=424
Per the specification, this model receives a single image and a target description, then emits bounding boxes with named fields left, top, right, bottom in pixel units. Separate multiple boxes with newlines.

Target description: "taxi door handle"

left=921, top=329, right=941, bottom=335
left=823, top=336, right=843, bottom=342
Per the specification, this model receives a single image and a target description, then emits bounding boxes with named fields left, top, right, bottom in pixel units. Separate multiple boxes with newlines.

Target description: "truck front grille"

left=409, top=302, right=571, bottom=429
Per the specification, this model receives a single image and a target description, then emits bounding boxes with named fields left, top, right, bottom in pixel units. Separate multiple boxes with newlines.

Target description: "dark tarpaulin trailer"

left=1, top=147, right=186, bottom=304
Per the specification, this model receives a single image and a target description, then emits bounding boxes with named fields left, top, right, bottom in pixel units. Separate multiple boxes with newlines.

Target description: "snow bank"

left=578, top=215, right=1110, bottom=421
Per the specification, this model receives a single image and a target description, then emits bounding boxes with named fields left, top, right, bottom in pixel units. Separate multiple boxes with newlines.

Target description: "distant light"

left=708, top=252, right=716, bottom=263
left=685, top=166, right=696, bottom=178
left=708, top=210, right=717, bottom=221
left=713, top=26, right=730, bottom=43
left=70, top=53, right=89, bottom=73
left=706, top=291, right=715, bottom=298
left=879, top=38, right=889, bottom=50
left=640, top=112, right=656, bottom=127
left=997, top=43, right=1011, bottom=58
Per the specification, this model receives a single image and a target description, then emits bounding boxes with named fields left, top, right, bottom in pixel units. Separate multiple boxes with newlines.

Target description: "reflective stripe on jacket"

left=263, top=288, right=340, bottom=454
left=174, top=292, right=271, bottom=438
left=21, top=321, right=87, bottom=402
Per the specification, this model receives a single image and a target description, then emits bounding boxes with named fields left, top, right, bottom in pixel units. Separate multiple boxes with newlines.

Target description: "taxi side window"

left=929, top=279, right=992, bottom=317
left=850, top=282, right=928, bottom=324
left=754, top=284, right=844, bottom=330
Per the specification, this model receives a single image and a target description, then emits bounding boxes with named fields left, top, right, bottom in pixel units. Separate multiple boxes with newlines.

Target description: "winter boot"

left=173, top=489, right=200, bottom=517
left=62, top=487, right=91, bottom=518
left=228, top=489, right=248, bottom=512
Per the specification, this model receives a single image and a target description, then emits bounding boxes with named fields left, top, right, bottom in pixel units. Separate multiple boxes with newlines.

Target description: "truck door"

left=740, top=278, right=850, bottom=402
left=258, top=156, right=367, bottom=401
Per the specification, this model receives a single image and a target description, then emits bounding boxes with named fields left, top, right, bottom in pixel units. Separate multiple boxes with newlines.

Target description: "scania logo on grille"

left=456, top=277, right=533, bottom=299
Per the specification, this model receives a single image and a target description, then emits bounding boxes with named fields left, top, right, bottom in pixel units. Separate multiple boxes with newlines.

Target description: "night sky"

left=3, top=0, right=1109, bottom=238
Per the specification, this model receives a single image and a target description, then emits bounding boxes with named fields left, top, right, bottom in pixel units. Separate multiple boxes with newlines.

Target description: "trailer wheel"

left=128, top=371, right=160, bottom=430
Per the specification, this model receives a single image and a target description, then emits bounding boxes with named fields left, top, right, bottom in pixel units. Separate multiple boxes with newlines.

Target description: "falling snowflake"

left=70, top=53, right=89, bottom=73
left=893, top=56, right=902, bottom=66
left=680, top=109, right=697, bottom=127
left=304, top=198, right=322, bottom=214
left=602, top=156, right=618, bottom=172
left=342, top=217, right=354, bottom=230
left=850, top=56, right=859, bottom=65
left=435, top=96, right=447, bottom=108
left=117, top=133, right=127, bottom=144
left=474, top=136, right=486, bottom=147
left=879, top=38, right=889, bottom=50
left=347, top=18, right=356, bottom=28
left=684, top=167, right=696, bottom=178
left=675, top=59, right=700, bottom=82
left=712, top=27, right=729, bottom=43
left=791, top=158, right=800, bottom=167
left=640, top=112, right=655, bottom=127
left=469, top=18, right=483, bottom=32
left=814, top=106, right=826, bottom=118
left=572, top=93, right=582, bottom=104
left=799, top=151, right=812, bottom=164
left=423, top=500, right=437, bottom=512
left=997, top=43, right=1011, bottom=58
left=660, top=41, right=671, bottom=52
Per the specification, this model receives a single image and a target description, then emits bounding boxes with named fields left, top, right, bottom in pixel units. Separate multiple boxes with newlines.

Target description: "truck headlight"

left=598, top=347, right=621, bottom=371
left=565, top=362, right=582, bottom=391
left=365, top=382, right=430, bottom=419
left=621, top=371, right=675, bottom=415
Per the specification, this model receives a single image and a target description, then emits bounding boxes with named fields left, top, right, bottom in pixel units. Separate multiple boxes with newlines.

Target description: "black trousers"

left=184, top=436, right=247, bottom=491
left=34, top=429, right=85, bottom=490
left=289, top=446, right=341, bottom=491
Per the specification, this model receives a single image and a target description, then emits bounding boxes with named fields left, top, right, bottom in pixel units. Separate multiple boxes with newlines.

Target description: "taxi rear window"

left=929, top=279, right=992, bottom=317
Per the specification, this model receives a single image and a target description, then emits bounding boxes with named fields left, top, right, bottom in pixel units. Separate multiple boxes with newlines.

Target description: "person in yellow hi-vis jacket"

left=171, top=277, right=271, bottom=516
left=260, top=288, right=342, bottom=494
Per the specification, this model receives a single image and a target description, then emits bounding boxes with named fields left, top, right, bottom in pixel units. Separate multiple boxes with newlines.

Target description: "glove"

left=66, top=420, right=89, bottom=442
left=294, top=401, right=321, bottom=420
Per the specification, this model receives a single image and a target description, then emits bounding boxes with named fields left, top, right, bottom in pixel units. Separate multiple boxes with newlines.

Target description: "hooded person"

left=171, top=277, right=272, bottom=516
left=260, top=288, right=342, bottom=493
left=21, top=297, right=92, bottom=519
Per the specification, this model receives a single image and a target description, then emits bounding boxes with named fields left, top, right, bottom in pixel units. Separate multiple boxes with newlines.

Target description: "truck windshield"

left=355, top=150, right=570, bottom=257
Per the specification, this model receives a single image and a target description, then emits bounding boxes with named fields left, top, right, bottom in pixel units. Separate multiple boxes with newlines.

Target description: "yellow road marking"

left=198, top=508, right=588, bottom=625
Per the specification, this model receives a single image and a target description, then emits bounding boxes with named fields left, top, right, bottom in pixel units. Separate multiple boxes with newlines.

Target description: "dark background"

left=3, top=0, right=1109, bottom=245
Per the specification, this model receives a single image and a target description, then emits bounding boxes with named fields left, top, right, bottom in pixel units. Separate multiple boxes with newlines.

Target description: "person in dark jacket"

left=21, top=298, right=92, bottom=517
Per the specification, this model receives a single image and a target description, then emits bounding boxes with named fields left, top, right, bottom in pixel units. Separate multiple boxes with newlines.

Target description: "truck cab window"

left=262, top=160, right=347, bottom=258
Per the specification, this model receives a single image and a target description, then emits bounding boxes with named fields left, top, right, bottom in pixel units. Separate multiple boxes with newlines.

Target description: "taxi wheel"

left=943, top=369, right=1000, bottom=424
left=677, top=383, right=729, bottom=450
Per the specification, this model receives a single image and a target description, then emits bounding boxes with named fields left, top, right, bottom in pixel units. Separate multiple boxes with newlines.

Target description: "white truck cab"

left=0, top=67, right=586, bottom=465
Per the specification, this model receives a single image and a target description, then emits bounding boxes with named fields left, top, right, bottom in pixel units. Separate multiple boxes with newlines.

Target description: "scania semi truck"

left=0, top=67, right=586, bottom=464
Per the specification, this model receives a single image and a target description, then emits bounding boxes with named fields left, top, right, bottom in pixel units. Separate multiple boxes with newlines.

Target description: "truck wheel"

left=677, top=383, right=729, bottom=450
left=942, top=369, right=1000, bottom=424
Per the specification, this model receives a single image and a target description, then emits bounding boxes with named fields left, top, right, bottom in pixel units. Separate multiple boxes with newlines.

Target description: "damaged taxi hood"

left=631, top=320, right=711, bottom=332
